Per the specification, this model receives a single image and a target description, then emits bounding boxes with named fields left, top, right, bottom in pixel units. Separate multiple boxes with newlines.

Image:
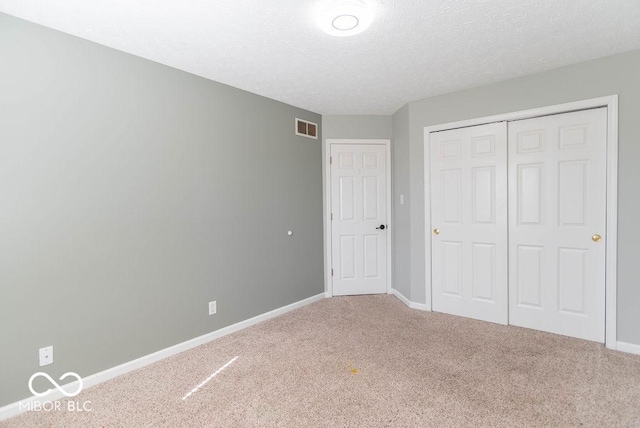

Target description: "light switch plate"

left=39, top=346, right=53, bottom=366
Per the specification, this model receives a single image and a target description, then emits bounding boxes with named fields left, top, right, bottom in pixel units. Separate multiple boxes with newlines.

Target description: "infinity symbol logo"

left=28, top=372, right=83, bottom=397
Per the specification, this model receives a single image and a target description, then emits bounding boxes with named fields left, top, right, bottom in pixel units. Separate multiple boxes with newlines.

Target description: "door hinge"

left=330, top=156, right=333, bottom=164
left=331, top=268, right=334, bottom=276
left=331, top=213, right=333, bottom=220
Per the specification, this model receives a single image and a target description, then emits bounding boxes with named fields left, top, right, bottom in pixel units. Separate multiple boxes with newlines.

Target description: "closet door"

left=508, top=108, right=607, bottom=342
left=431, top=122, right=508, bottom=324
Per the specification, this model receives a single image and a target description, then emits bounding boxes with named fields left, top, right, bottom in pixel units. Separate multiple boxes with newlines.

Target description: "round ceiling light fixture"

left=317, top=0, right=376, bottom=37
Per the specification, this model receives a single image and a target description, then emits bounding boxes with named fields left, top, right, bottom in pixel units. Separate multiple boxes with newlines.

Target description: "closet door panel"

left=431, top=122, right=508, bottom=325
left=508, top=108, right=607, bottom=343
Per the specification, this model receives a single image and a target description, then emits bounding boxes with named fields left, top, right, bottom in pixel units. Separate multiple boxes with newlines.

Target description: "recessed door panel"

left=518, top=164, right=544, bottom=226
left=442, top=241, right=462, bottom=297
left=559, top=125, right=588, bottom=150
left=472, top=243, right=495, bottom=302
left=558, top=161, right=587, bottom=226
left=340, top=236, right=356, bottom=280
left=363, top=235, right=379, bottom=279
left=517, top=130, right=545, bottom=154
left=339, top=177, right=355, bottom=221
left=442, top=169, right=462, bottom=224
left=441, top=139, right=461, bottom=160
left=471, top=136, right=495, bottom=158
left=558, top=248, right=587, bottom=315
left=472, top=167, right=495, bottom=224
left=363, top=176, right=379, bottom=220
left=338, top=152, right=354, bottom=168
left=517, top=245, right=543, bottom=308
left=362, top=153, right=379, bottom=168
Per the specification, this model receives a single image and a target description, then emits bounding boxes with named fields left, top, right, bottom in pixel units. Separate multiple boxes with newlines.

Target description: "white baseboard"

left=410, top=302, right=430, bottom=311
left=391, top=291, right=640, bottom=354
left=391, top=289, right=430, bottom=311
left=0, top=292, right=326, bottom=422
left=392, top=288, right=411, bottom=307
left=617, top=341, right=640, bottom=356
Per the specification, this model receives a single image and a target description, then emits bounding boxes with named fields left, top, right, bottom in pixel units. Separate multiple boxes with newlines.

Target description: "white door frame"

left=423, top=95, right=619, bottom=349
left=324, top=139, right=392, bottom=297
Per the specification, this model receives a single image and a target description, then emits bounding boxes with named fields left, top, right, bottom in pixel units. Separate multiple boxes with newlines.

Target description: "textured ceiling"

left=1, top=1, right=640, bottom=115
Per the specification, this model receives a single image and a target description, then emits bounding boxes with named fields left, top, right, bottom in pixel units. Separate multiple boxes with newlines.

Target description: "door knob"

left=592, top=234, right=602, bottom=242
left=433, top=228, right=440, bottom=235
left=376, top=224, right=386, bottom=230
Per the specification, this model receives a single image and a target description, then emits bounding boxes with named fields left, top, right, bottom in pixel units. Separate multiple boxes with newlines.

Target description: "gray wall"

left=322, top=115, right=393, bottom=140
left=391, top=107, right=410, bottom=299
left=395, top=49, right=640, bottom=346
left=0, top=13, right=323, bottom=406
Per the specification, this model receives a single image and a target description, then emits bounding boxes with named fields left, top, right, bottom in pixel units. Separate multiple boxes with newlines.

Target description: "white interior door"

left=508, top=108, right=607, bottom=342
left=430, top=122, right=508, bottom=324
left=331, top=144, right=387, bottom=296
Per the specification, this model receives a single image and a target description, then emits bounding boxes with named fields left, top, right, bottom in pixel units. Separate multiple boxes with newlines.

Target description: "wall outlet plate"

left=39, top=346, right=53, bottom=366
left=209, top=301, right=217, bottom=315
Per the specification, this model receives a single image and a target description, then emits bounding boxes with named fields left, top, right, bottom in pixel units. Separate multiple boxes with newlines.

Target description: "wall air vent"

left=295, top=118, right=318, bottom=139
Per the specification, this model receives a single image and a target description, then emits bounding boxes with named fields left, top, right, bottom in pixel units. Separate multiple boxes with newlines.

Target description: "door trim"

left=324, top=139, right=392, bottom=297
left=423, top=95, right=619, bottom=349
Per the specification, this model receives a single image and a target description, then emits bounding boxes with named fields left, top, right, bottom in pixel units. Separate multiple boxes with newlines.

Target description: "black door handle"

left=376, top=225, right=386, bottom=230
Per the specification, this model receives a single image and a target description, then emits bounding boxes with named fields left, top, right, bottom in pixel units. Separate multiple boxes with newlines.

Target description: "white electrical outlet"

left=209, top=301, right=217, bottom=315
left=39, top=346, right=53, bottom=367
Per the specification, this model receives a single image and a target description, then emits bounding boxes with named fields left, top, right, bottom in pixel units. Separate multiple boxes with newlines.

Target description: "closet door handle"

left=433, top=228, right=440, bottom=235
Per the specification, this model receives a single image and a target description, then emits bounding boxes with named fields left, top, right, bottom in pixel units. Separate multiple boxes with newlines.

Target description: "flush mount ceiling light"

left=317, top=0, right=376, bottom=37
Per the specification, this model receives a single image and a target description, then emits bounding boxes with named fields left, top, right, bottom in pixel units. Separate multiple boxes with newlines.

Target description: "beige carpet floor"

left=3, top=295, right=640, bottom=427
